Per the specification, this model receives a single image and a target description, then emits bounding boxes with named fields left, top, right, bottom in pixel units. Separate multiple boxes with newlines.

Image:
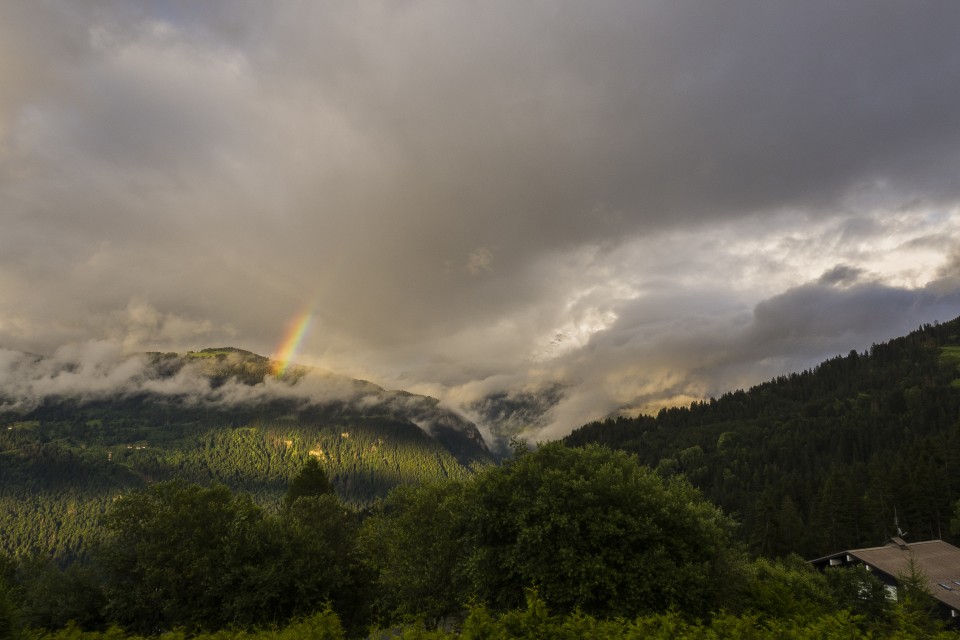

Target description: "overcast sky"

left=3, top=1, right=960, bottom=441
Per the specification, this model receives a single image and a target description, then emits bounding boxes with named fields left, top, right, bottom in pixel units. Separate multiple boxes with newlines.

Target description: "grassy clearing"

left=940, top=347, right=960, bottom=387
left=939, top=346, right=960, bottom=363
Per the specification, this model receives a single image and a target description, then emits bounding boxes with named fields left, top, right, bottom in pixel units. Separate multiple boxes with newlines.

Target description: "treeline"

left=0, top=409, right=483, bottom=560
left=566, top=319, right=960, bottom=558
left=11, top=597, right=960, bottom=640
left=1, top=444, right=955, bottom=639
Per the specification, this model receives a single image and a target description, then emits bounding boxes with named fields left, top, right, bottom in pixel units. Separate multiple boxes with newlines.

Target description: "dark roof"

left=812, top=539, right=960, bottom=613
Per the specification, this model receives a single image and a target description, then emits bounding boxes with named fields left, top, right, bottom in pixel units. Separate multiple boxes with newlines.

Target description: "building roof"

left=812, top=539, right=960, bottom=614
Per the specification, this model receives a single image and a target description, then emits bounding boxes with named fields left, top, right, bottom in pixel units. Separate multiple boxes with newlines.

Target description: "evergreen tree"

left=284, top=457, right=334, bottom=509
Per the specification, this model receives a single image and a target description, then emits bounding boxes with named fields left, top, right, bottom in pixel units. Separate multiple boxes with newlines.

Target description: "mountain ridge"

left=1, top=344, right=490, bottom=463
left=0, top=345, right=492, bottom=559
left=565, top=317, right=960, bottom=557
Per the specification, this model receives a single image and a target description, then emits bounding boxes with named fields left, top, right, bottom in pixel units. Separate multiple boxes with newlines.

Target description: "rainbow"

left=271, top=309, right=313, bottom=378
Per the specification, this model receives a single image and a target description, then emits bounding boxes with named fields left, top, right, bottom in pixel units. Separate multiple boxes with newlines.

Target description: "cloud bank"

left=0, top=343, right=482, bottom=450
left=0, top=342, right=366, bottom=412
left=3, top=1, right=960, bottom=440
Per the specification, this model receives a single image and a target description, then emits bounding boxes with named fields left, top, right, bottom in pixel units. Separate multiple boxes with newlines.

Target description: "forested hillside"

left=566, top=318, right=960, bottom=558
left=0, top=348, right=491, bottom=560
left=5, top=334, right=960, bottom=637
left=5, top=444, right=953, bottom=639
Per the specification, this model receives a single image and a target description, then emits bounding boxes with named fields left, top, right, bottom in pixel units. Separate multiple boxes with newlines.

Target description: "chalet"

left=811, top=538, right=960, bottom=620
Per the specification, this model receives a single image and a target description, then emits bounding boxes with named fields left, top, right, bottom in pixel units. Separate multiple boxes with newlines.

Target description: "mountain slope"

left=0, top=346, right=492, bottom=559
left=565, top=318, right=960, bottom=558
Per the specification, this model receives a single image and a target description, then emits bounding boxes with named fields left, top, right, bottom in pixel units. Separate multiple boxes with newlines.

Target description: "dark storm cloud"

left=3, top=1, right=960, bottom=439
left=818, top=265, right=864, bottom=286
left=736, top=282, right=960, bottom=380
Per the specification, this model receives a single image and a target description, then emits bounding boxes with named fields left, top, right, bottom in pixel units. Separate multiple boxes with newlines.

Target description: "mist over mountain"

left=0, top=344, right=489, bottom=463
left=461, top=382, right=568, bottom=454
left=0, top=345, right=499, bottom=560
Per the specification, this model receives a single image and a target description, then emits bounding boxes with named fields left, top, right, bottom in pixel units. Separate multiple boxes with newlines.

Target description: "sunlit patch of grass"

left=8, top=420, right=39, bottom=430
left=941, top=346, right=960, bottom=362
left=942, top=347, right=960, bottom=387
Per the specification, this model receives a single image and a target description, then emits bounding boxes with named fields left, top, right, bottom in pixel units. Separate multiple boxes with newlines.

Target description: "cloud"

left=518, top=273, right=960, bottom=441
left=414, top=211, right=960, bottom=442
left=0, top=342, right=476, bottom=446
left=818, top=265, right=864, bottom=287
left=2, top=2, right=960, bottom=440
left=0, top=342, right=159, bottom=409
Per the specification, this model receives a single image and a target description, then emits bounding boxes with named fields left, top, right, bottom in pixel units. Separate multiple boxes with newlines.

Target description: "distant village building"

left=811, top=538, right=960, bottom=620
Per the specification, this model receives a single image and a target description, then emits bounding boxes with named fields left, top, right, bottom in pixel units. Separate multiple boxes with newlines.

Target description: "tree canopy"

left=361, top=442, right=744, bottom=623
left=462, top=442, right=744, bottom=618
left=96, top=480, right=360, bottom=633
left=3, top=443, right=952, bottom=637
left=284, top=457, right=334, bottom=508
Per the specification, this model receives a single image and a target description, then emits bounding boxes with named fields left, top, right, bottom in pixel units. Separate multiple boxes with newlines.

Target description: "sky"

left=3, top=1, right=960, bottom=443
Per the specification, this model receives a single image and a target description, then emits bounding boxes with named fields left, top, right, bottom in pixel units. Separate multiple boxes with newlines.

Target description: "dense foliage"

left=566, top=319, right=960, bottom=558
left=8, top=586, right=955, bottom=640
left=459, top=443, right=741, bottom=618
left=358, top=443, right=744, bottom=623
left=1, top=445, right=956, bottom=638
left=96, top=481, right=360, bottom=633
